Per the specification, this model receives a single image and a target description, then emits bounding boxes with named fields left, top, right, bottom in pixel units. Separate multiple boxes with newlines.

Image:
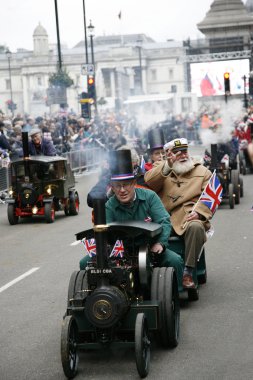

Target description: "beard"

left=172, top=157, right=194, bottom=174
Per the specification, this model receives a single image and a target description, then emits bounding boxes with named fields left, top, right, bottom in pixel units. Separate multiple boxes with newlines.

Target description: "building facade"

left=0, top=25, right=196, bottom=117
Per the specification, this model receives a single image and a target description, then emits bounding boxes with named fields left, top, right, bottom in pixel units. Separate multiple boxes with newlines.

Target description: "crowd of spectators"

left=0, top=111, right=138, bottom=161
left=1, top=104, right=250, bottom=166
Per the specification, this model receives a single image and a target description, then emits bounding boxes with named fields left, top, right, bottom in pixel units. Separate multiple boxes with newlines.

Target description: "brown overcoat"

left=144, top=159, right=213, bottom=235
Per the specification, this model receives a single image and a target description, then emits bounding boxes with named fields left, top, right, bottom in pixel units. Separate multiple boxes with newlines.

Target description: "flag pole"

left=182, top=170, right=216, bottom=229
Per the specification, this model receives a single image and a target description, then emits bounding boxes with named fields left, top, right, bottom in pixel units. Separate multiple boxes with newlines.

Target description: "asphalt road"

left=1, top=154, right=253, bottom=380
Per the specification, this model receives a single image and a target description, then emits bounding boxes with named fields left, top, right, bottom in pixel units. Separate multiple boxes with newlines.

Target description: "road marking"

left=0, top=267, right=40, bottom=294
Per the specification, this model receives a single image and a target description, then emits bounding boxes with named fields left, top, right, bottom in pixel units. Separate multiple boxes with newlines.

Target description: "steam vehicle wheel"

left=7, top=204, right=19, bottom=225
left=239, top=176, right=244, bottom=197
left=151, top=267, right=180, bottom=348
left=135, top=313, right=150, bottom=378
left=228, top=183, right=235, bottom=209
left=69, top=191, right=79, bottom=216
left=44, top=202, right=55, bottom=223
left=61, top=315, right=79, bottom=379
left=231, top=170, right=240, bottom=204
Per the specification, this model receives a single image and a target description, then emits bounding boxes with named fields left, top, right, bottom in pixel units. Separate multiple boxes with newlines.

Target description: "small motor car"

left=204, top=144, right=243, bottom=209
left=61, top=199, right=180, bottom=379
left=5, top=155, right=79, bottom=224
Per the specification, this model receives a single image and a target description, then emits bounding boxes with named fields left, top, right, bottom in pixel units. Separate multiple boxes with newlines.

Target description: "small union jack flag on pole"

left=140, top=155, right=146, bottom=174
left=82, top=238, right=96, bottom=257
left=110, top=240, right=124, bottom=258
left=198, top=170, right=223, bottom=214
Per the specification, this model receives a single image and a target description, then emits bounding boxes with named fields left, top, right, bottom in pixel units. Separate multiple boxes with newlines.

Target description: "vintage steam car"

left=61, top=199, right=180, bottom=379
left=204, top=144, right=243, bottom=209
left=5, top=155, right=79, bottom=224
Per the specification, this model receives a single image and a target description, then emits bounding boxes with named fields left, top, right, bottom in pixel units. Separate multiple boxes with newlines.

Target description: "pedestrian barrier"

left=62, top=146, right=106, bottom=173
left=0, top=166, right=10, bottom=203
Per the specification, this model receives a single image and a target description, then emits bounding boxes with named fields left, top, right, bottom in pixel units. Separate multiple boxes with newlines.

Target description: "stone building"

left=0, top=24, right=196, bottom=117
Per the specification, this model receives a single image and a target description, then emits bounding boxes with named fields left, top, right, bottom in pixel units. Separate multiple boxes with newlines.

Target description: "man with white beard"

left=144, top=138, right=213, bottom=289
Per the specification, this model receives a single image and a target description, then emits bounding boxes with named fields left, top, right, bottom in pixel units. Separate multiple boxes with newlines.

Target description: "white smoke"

left=199, top=98, right=245, bottom=147
left=126, top=102, right=168, bottom=131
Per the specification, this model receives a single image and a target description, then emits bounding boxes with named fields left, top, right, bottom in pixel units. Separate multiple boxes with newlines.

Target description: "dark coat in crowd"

left=28, top=138, right=56, bottom=156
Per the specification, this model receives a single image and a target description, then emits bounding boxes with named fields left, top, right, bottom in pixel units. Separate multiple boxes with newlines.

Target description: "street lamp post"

left=54, top=0, right=62, bottom=71
left=5, top=49, right=14, bottom=116
left=136, top=38, right=143, bottom=94
left=82, top=0, right=89, bottom=64
left=88, top=20, right=97, bottom=110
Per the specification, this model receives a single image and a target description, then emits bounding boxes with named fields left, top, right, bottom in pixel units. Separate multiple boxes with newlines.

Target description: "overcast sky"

left=1, top=0, right=247, bottom=52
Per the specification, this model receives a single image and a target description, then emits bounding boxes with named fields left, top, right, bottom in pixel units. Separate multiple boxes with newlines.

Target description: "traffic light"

left=80, top=92, right=90, bottom=120
left=87, top=75, right=96, bottom=101
left=224, top=72, right=230, bottom=94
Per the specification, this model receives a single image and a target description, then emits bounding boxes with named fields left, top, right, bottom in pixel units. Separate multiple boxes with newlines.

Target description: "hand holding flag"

left=198, top=171, right=223, bottom=214
left=182, top=170, right=223, bottom=229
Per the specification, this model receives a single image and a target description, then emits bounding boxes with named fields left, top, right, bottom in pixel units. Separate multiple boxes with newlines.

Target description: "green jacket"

left=106, top=188, right=171, bottom=248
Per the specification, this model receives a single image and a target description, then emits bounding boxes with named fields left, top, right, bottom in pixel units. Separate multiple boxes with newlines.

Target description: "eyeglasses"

left=112, top=181, right=134, bottom=191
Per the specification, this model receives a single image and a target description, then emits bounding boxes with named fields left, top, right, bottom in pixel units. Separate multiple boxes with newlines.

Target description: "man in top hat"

left=145, top=128, right=165, bottom=171
left=28, top=128, right=56, bottom=156
left=80, top=149, right=184, bottom=290
left=145, top=138, right=213, bottom=289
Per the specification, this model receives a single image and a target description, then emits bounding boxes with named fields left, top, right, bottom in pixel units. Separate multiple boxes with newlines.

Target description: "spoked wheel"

left=69, top=192, right=80, bottom=216
left=135, top=313, right=150, bottom=378
left=239, top=176, right=244, bottom=197
left=44, top=202, right=55, bottom=223
left=61, top=315, right=79, bottom=379
left=7, top=204, right=19, bottom=225
left=151, top=267, right=180, bottom=348
left=231, top=170, right=240, bottom=204
left=228, top=183, right=235, bottom=209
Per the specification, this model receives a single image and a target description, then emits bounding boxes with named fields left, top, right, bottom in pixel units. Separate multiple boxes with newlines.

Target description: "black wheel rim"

left=142, top=320, right=150, bottom=371
left=68, top=322, right=77, bottom=371
left=172, top=279, right=180, bottom=341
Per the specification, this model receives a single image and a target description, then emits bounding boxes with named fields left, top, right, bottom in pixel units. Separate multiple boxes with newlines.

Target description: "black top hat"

left=109, top=150, right=135, bottom=181
left=147, top=128, right=165, bottom=151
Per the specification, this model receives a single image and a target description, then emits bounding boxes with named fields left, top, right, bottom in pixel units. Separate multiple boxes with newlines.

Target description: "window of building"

left=6, top=79, right=10, bottom=90
left=37, top=77, right=42, bottom=86
left=169, top=68, right=174, bottom=80
left=151, top=69, right=157, bottom=81
left=171, top=85, right=177, bottom=93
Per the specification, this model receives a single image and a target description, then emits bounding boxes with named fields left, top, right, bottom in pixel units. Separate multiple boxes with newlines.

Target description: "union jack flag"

left=82, top=238, right=96, bottom=257
left=140, top=155, right=146, bottom=174
left=110, top=240, right=124, bottom=258
left=198, top=171, right=223, bottom=214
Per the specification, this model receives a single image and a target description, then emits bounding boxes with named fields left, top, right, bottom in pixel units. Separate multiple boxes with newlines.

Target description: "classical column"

left=22, top=75, right=29, bottom=114
left=110, top=70, right=116, bottom=97
left=141, top=66, right=147, bottom=94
